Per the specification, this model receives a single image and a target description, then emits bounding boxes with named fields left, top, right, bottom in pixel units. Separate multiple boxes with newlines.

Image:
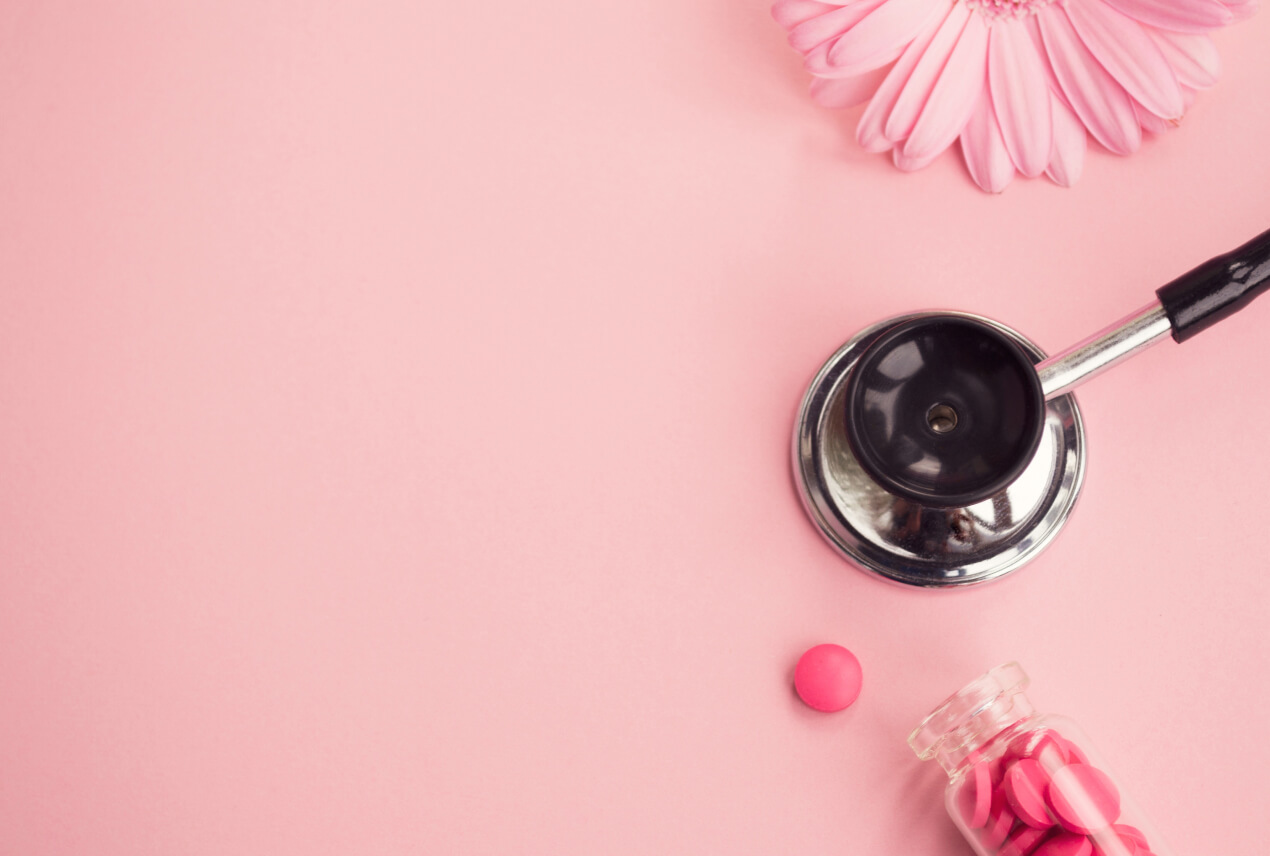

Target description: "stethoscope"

left=793, top=228, right=1270, bottom=588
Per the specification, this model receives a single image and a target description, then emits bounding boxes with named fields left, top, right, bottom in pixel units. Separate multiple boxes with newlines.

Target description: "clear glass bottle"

left=908, top=663, right=1171, bottom=856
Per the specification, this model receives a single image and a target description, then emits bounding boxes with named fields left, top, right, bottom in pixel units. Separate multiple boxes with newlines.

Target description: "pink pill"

left=1090, top=833, right=1139, bottom=856
left=1091, top=824, right=1149, bottom=856
left=793, top=644, right=862, bottom=712
left=1008, top=729, right=1068, bottom=773
left=1003, top=759, right=1056, bottom=829
left=1054, top=735, right=1090, bottom=767
left=981, top=789, right=1017, bottom=852
left=968, top=751, right=1008, bottom=788
left=957, top=762, right=993, bottom=829
left=1111, top=825, right=1148, bottom=849
left=1000, top=824, right=1051, bottom=856
left=1046, top=765, right=1121, bottom=834
left=990, top=755, right=1010, bottom=788
left=1034, top=832, right=1093, bottom=856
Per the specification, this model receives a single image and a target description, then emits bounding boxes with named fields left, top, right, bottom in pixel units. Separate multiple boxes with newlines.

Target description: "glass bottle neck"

left=933, top=691, right=1034, bottom=773
left=909, top=662, right=1036, bottom=775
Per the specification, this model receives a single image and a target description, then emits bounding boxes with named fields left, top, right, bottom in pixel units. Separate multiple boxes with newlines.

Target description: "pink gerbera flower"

left=774, top=0, right=1255, bottom=190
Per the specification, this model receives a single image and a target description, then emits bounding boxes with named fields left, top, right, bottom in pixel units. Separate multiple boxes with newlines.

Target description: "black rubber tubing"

left=1156, top=227, right=1270, bottom=343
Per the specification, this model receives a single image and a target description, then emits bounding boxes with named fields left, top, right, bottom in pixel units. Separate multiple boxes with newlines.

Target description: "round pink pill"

left=981, top=790, right=1017, bottom=852
left=793, top=644, right=862, bottom=712
left=1090, top=833, right=1138, bottom=856
left=1001, top=824, right=1051, bottom=856
left=1003, top=759, right=1056, bottom=829
left=1008, top=729, right=1068, bottom=773
left=1054, top=734, right=1091, bottom=767
left=1046, top=764, right=1121, bottom=834
left=1091, top=824, right=1149, bottom=856
left=1035, top=832, right=1093, bottom=856
left=957, top=762, right=993, bottom=829
left=1110, top=825, right=1149, bottom=850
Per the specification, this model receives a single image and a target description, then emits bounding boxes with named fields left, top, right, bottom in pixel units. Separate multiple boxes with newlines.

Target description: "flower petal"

left=1022, top=16, right=1074, bottom=111
left=810, top=64, right=895, bottom=108
left=884, top=3, right=971, bottom=143
left=805, top=34, right=906, bottom=78
left=1039, top=6, right=1141, bottom=155
left=1099, top=0, right=1233, bottom=33
left=892, top=145, right=943, bottom=172
left=1066, top=0, right=1183, bottom=120
left=856, top=9, right=947, bottom=152
left=789, top=0, right=886, bottom=54
left=902, top=13, right=990, bottom=162
left=1148, top=28, right=1220, bottom=89
left=801, top=0, right=901, bottom=76
left=1223, top=0, right=1258, bottom=22
left=772, top=0, right=842, bottom=32
left=827, top=0, right=945, bottom=70
left=989, top=20, right=1053, bottom=178
left=961, top=91, right=1015, bottom=193
left=1133, top=99, right=1174, bottom=133
left=1046, top=97, right=1087, bottom=186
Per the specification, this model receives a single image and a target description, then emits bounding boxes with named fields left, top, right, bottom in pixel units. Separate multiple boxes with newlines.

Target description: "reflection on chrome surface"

left=794, top=312, right=1086, bottom=587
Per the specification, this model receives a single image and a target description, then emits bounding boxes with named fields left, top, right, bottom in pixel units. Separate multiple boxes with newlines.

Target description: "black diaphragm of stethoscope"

left=845, top=316, right=1045, bottom=509
left=793, top=228, right=1270, bottom=587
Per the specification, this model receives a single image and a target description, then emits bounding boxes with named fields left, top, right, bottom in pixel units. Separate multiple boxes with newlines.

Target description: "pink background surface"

left=2, top=2, right=1268, bottom=854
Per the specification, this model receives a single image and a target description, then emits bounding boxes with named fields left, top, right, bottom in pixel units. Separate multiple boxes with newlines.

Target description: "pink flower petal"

left=988, top=20, right=1053, bottom=178
left=902, top=13, right=990, bottom=162
left=810, top=64, right=895, bottom=108
left=1223, top=0, right=1258, bottom=22
left=855, top=9, right=946, bottom=152
left=1046, top=97, right=1087, bottom=186
left=1022, top=16, right=1076, bottom=113
left=892, top=145, right=943, bottom=172
left=1066, top=0, right=1183, bottom=120
left=827, top=0, right=945, bottom=70
left=1133, top=99, right=1175, bottom=133
left=777, top=0, right=1237, bottom=190
left=805, top=35, right=906, bottom=79
left=1148, top=28, right=1220, bottom=89
left=1039, top=6, right=1141, bottom=156
left=884, top=4, right=971, bottom=143
left=1099, top=0, right=1234, bottom=33
left=960, top=92, right=1015, bottom=193
left=789, top=0, right=886, bottom=54
left=772, top=0, right=842, bottom=32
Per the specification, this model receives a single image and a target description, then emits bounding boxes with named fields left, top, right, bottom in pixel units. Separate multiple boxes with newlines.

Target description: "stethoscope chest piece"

left=793, top=311, right=1086, bottom=588
left=792, top=228, right=1270, bottom=587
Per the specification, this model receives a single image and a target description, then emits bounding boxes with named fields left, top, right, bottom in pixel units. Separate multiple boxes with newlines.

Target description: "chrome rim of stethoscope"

left=792, top=311, right=1087, bottom=588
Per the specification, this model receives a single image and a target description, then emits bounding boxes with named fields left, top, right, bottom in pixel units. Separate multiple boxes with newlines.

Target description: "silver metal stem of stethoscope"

left=1037, top=301, right=1173, bottom=400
